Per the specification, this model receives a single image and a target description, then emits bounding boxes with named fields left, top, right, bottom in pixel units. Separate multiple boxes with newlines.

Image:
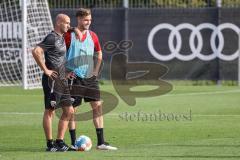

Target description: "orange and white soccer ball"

left=75, top=135, right=92, bottom=151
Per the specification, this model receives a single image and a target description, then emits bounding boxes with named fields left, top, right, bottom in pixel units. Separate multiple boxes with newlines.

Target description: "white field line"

left=0, top=112, right=240, bottom=117
left=1, top=89, right=240, bottom=97
left=0, top=94, right=42, bottom=96
left=0, top=112, right=42, bottom=115
left=162, top=89, right=240, bottom=97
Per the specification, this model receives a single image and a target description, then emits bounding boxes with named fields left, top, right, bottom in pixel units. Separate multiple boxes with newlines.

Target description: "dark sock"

left=55, top=139, right=63, bottom=144
left=47, top=139, right=54, bottom=147
left=69, top=129, right=76, bottom=146
left=96, top=128, right=104, bottom=145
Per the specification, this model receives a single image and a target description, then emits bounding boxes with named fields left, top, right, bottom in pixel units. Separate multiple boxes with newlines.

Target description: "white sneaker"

left=97, top=144, right=118, bottom=150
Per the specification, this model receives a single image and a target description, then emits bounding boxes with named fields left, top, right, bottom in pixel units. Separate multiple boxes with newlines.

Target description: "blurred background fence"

left=48, top=0, right=240, bottom=8
left=48, top=0, right=240, bottom=84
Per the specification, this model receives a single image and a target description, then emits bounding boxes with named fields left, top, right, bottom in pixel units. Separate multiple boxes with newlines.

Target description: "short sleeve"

left=90, top=31, right=102, bottom=52
left=38, top=34, right=55, bottom=51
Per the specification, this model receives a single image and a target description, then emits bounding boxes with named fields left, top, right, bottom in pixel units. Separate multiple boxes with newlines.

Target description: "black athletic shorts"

left=69, top=76, right=100, bottom=107
left=42, top=74, right=72, bottom=109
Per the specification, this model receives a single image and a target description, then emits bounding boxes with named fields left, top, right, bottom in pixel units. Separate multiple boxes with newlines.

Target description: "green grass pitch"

left=0, top=84, right=240, bottom=160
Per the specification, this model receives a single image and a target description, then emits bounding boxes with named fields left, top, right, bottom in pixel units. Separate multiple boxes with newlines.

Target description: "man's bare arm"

left=92, top=50, right=102, bottom=76
left=32, top=46, right=58, bottom=79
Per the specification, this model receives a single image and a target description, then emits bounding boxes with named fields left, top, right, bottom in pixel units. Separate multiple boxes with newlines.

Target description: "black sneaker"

left=67, top=145, right=77, bottom=151
left=55, top=140, right=69, bottom=152
left=46, top=140, right=58, bottom=152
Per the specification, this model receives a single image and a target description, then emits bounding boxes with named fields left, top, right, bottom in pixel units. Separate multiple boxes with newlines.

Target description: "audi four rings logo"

left=147, top=23, right=240, bottom=61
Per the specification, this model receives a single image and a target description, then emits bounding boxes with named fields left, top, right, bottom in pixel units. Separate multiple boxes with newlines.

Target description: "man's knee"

left=91, top=101, right=102, bottom=109
left=44, top=109, right=55, bottom=118
left=91, top=101, right=102, bottom=118
left=62, top=106, right=74, bottom=119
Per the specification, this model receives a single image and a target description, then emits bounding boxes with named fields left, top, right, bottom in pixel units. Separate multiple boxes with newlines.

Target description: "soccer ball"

left=75, top=135, right=92, bottom=151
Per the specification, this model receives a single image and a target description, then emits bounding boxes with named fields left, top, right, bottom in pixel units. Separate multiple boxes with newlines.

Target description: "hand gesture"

left=44, top=69, right=58, bottom=80
left=66, top=72, right=76, bottom=80
left=92, top=70, right=98, bottom=77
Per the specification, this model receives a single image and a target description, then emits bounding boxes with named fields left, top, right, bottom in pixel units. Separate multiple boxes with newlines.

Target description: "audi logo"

left=147, top=23, right=240, bottom=61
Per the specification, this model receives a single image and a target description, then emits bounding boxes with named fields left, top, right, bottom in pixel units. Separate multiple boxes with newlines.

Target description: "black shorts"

left=42, top=74, right=72, bottom=109
left=69, top=76, right=100, bottom=107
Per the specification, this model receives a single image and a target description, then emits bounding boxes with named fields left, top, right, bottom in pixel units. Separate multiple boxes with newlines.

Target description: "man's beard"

left=83, top=25, right=90, bottom=30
